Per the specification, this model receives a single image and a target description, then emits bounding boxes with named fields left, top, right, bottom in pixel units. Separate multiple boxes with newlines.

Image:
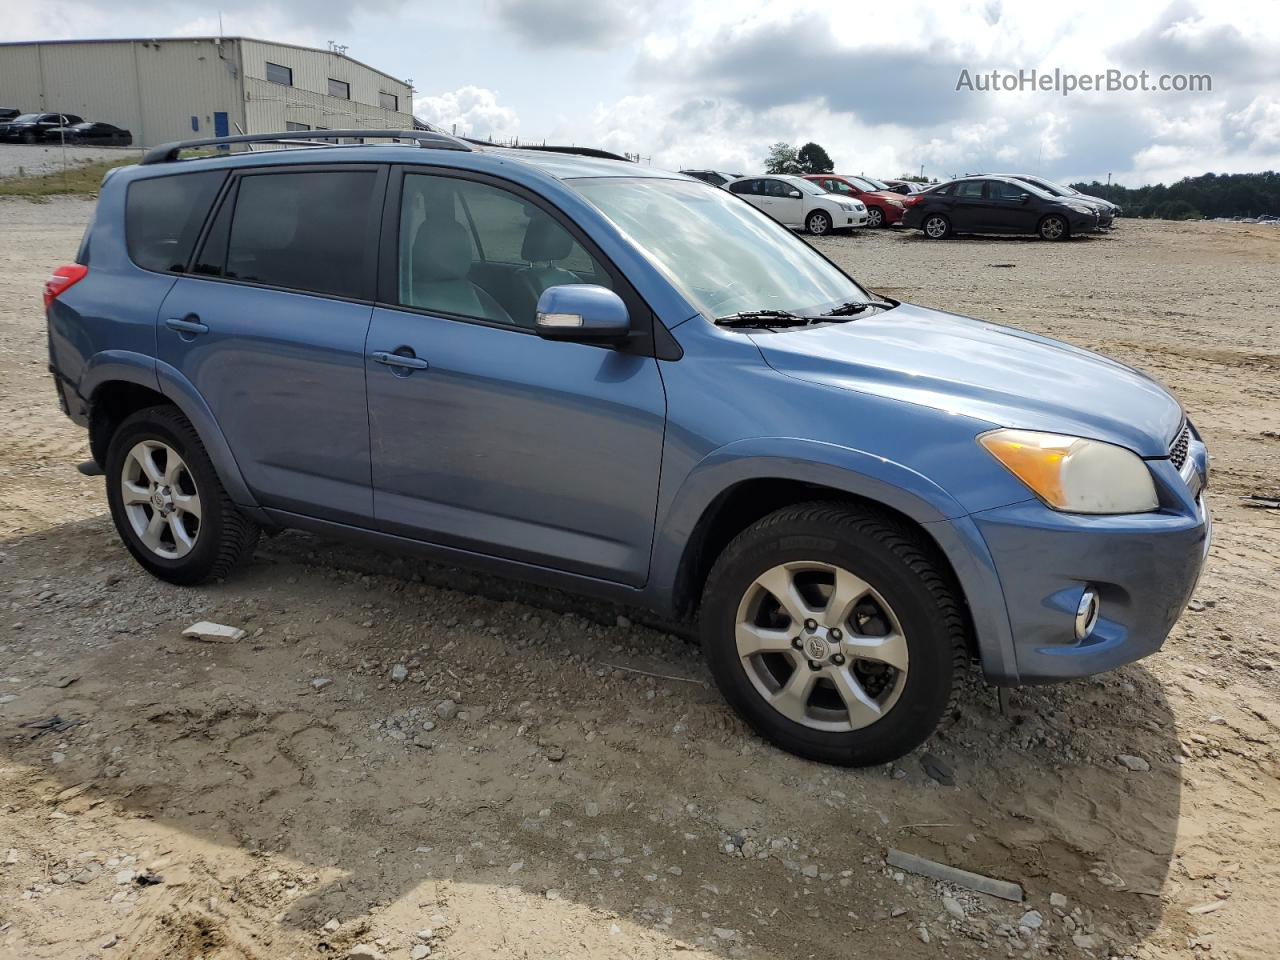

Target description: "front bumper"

left=962, top=435, right=1210, bottom=684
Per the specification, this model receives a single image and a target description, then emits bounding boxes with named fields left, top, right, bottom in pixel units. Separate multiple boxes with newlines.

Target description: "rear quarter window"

left=126, top=171, right=226, bottom=273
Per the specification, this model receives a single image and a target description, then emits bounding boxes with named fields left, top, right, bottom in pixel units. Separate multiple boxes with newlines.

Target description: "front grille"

left=1169, top=423, right=1190, bottom=470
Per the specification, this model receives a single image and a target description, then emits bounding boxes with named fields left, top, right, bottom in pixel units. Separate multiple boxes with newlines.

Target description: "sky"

left=4, top=0, right=1279, bottom=186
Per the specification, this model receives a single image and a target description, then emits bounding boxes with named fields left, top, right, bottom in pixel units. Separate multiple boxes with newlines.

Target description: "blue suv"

left=44, top=130, right=1210, bottom=766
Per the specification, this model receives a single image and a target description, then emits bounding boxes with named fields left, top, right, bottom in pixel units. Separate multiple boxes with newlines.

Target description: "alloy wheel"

left=735, top=561, right=909, bottom=732
left=924, top=216, right=947, bottom=238
left=867, top=208, right=884, bottom=228
left=809, top=212, right=831, bottom=235
left=1041, top=216, right=1065, bottom=240
left=120, top=440, right=202, bottom=559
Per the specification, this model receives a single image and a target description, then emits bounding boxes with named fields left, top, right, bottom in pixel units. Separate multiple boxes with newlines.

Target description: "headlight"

left=979, top=429, right=1158, bottom=514
left=887, top=199, right=904, bottom=208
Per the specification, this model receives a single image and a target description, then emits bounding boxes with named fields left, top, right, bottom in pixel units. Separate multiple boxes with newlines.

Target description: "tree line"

left=1068, top=171, right=1279, bottom=220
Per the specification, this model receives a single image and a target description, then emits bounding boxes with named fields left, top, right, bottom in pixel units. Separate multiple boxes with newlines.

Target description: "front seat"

left=514, top=216, right=583, bottom=309
left=411, top=220, right=512, bottom=324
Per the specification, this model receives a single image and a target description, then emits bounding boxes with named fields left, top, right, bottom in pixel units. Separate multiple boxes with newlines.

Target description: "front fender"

left=649, top=436, right=968, bottom=609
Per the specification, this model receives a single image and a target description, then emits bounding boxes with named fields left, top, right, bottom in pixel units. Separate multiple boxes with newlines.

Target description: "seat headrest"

left=413, top=220, right=472, bottom=281
left=521, top=215, right=574, bottom=263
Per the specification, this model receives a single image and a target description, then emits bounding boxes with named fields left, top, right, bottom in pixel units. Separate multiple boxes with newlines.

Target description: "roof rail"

left=140, top=129, right=473, bottom=165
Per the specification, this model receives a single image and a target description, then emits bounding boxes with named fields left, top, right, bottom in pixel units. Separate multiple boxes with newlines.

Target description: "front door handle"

left=371, top=350, right=430, bottom=371
left=165, top=316, right=209, bottom=336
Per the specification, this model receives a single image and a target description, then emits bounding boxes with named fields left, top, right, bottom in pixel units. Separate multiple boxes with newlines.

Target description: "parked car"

left=680, top=169, right=744, bottom=188
left=42, top=121, right=133, bottom=146
left=994, top=174, right=1118, bottom=227
left=803, top=174, right=907, bottom=228
left=728, top=174, right=868, bottom=234
left=0, top=107, right=20, bottom=122
left=45, top=129, right=1209, bottom=767
left=902, top=176, right=1101, bottom=240
left=881, top=179, right=928, bottom=195
left=0, top=112, right=84, bottom=143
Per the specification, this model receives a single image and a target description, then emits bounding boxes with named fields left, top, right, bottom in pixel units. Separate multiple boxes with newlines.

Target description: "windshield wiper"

left=821, top=299, right=896, bottom=317
left=714, top=309, right=814, bottom=329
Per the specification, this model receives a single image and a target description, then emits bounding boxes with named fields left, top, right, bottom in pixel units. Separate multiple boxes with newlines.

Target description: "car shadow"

left=1, top=516, right=1183, bottom=958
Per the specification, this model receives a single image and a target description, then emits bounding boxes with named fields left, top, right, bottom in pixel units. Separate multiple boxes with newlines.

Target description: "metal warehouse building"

left=0, top=37, right=415, bottom=147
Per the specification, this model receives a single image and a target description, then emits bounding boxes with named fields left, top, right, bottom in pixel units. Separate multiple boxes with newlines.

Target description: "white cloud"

left=413, top=86, right=520, bottom=141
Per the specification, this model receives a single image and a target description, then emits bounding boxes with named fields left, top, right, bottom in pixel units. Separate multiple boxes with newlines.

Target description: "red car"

left=803, top=174, right=907, bottom=228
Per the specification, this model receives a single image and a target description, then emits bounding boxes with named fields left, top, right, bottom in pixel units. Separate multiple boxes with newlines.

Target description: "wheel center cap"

left=151, top=487, right=173, bottom=514
left=804, top=635, right=831, bottom=661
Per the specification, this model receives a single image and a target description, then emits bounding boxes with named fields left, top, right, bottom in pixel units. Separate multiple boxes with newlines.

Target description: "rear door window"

left=200, top=169, right=381, bottom=299
left=953, top=181, right=986, bottom=198
left=125, top=171, right=226, bottom=273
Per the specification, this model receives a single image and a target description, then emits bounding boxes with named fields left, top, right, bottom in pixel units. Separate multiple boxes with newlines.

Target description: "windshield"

left=571, top=177, right=868, bottom=319
left=12, top=114, right=40, bottom=123
left=845, top=176, right=877, bottom=191
left=793, top=178, right=827, bottom=196
left=865, top=178, right=893, bottom=190
left=1022, top=176, right=1070, bottom=197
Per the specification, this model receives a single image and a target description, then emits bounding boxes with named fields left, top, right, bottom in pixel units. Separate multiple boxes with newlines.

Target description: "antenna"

left=218, top=11, right=223, bottom=37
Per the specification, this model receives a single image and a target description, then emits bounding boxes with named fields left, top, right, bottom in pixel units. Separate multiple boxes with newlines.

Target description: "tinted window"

left=126, top=171, right=227, bottom=273
left=728, top=179, right=754, bottom=194
left=929, top=183, right=953, bottom=196
left=989, top=180, right=1028, bottom=200
left=213, top=170, right=379, bottom=299
left=762, top=179, right=791, bottom=197
left=398, top=174, right=611, bottom=328
left=953, top=181, right=985, bottom=198
left=265, top=62, right=292, bottom=85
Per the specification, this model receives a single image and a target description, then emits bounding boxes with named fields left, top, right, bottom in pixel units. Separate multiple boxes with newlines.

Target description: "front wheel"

left=700, top=502, right=968, bottom=766
left=20, top=131, right=37, bottom=145
left=1038, top=215, right=1069, bottom=241
left=806, top=210, right=833, bottom=235
left=105, top=405, right=259, bottom=585
left=866, top=206, right=885, bottom=228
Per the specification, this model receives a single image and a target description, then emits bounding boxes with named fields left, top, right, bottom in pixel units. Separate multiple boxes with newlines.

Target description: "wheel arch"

left=87, top=361, right=260, bottom=510
left=654, top=440, right=969, bottom=614
left=1037, top=212, right=1071, bottom=239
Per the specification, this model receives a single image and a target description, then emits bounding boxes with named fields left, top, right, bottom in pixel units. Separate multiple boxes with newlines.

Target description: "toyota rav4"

left=44, top=130, right=1210, bottom=766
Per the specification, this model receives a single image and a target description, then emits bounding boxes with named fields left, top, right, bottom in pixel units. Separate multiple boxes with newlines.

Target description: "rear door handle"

left=371, top=350, right=430, bottom=371
left=165, top=317, right=209, bottom=336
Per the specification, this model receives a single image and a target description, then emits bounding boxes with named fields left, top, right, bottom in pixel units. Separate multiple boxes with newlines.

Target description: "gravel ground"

left=0, top=143, right=141, bottom=179
left=1, top=199, right=1279, bottom=960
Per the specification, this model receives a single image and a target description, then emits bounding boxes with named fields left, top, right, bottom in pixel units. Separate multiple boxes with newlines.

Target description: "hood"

left=748, top=303, right=1182, bottom=456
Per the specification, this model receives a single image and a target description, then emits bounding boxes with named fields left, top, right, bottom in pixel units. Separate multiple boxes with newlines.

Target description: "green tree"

left=797, top=142, right=834, bottom=174
left=764, top=142, right=801, bottom=174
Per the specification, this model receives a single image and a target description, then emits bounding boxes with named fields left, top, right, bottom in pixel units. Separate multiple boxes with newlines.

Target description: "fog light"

left=1075, top=587, right=1100, bottom=640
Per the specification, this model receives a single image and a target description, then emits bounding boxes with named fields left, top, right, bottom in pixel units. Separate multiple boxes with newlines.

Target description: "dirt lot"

left=2, top=199, right=1279, bottom=960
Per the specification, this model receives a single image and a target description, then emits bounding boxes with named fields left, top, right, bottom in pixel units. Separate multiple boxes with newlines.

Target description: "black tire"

left=866, top=206, right=885, bottom=228
left=700, top=501, right=968, bottom=766
left=105, top=405, right=259, bottom=585
left=20, top=131, right=37, bottom=145
left=1038, top=214, right=1069, bottom=241
left=806, top=210, right=832, bottom=235
left=921, top=213, right=951, bottom=239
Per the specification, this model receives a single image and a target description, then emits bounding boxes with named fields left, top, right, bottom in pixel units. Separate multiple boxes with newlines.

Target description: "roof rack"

left=141, top=129, right=473, bottom=165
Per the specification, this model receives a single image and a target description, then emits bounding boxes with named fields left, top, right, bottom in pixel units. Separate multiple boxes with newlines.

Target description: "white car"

left=727, top=174, right=868, bottom=234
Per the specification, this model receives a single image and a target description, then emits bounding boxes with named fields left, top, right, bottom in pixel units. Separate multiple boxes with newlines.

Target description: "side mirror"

left=535, top=284, right=630, bottom=343
left=1018, top=193, right=1031, bottom=204
left=789, top=189, right=803, bottom=198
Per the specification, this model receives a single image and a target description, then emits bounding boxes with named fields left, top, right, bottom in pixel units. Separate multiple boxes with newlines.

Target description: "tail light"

left=903, top=194, right=925, bottom=207
left=43, top=264, right=88, bottom=310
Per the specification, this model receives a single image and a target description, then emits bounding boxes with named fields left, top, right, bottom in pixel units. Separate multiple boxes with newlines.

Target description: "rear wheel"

left=20, top=131, right=37, bottom=145
left=866, top=206, right=885, bottom=228
left=105, top=406, right=258, bottom=585
left=922, top=214, right=951, bottom=239
left=700, top=502, right=967, bottom=766
left=806, top=210, right=833, bottom=235
left=1038, top=215, right=1069, bottom=241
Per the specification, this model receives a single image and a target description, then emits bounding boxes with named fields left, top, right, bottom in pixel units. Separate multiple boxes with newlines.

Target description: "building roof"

left=0, top=36, right=412, bottom=89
